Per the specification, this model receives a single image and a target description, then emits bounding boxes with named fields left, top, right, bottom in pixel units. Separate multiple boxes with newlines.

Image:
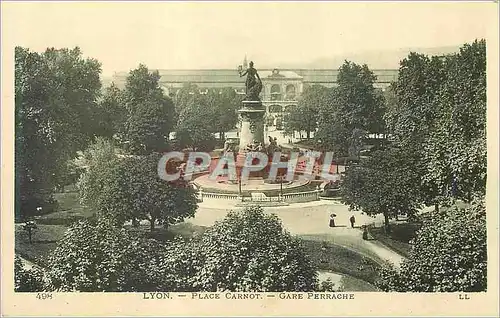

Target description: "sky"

left=2, top=2, right=495, bottom=76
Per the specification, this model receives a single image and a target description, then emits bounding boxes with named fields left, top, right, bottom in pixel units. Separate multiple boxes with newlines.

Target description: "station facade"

left=111, top=59, right=398, bottom=128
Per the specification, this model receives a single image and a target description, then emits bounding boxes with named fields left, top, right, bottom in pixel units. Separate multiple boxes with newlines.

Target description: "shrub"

left=376, top=200, right=487, bottom=292
left=188, top=206, right=318, bottom=292
left=14, top=255, right=47, bottom=292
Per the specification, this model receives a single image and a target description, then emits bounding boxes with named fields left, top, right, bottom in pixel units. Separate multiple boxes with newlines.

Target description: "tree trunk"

left=383, top=211, right=391, bottom=233
left=306, top=130, right=311, bottom=140
left=435, top=203, right=439, bottom=213
left=150, top=218, right=155, bottom=232
left=28, top=229, right=33, bottom=244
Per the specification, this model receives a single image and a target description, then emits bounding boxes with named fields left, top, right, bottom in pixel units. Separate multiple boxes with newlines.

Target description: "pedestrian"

left=329, top=213, right=336, bottom=228
left=350, top=215, right=356, bottom=228
left=362, top=226, right=368, bottom=240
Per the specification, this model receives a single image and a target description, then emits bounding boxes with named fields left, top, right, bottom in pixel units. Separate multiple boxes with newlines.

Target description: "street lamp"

left=238, top=176, right=242, bottom=195
left=278, top=175, right=284, bottom=200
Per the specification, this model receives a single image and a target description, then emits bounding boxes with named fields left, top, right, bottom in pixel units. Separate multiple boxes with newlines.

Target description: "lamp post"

left=279, top=175, right=284, bottom=200
left=238, top=174, right=242, bottom=195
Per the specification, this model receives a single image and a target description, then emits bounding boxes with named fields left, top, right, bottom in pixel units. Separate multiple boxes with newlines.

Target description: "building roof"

left=110, top=68, right=398, bottom=88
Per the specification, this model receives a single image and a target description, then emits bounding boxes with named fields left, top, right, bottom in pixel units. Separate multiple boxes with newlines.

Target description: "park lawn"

left=367, top=223, right=419, bottom=257
left=340, top=275, right=379, bottom=292
left=366, top=203, right=468, bottom=258
left=299, top=233, right=387, bottom=265
left=126, top=222, right=209, bottom=242
left=53, top=191, right=81, bottom=211
left=300, top=238, right=381, bottom=286
left=36, top=191, right=95, bottom=226
left=15, top=224, right=68, bottom=267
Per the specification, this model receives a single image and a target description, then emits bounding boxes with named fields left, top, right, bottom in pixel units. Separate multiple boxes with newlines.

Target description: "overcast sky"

left=3, top=2, right=494, bottom=76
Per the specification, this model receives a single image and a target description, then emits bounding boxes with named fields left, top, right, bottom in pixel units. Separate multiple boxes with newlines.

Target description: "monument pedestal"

left=236, top=100, right=267, bottom=181
left=238, top=100, right=266, bottom=150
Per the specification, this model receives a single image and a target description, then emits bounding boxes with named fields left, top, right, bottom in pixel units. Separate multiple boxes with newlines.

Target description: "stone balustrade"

left=198, top=189, right=322, bottom=204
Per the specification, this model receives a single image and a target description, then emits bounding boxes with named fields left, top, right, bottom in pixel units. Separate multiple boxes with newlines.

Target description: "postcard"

left=1, top=1, right=499, bottom=316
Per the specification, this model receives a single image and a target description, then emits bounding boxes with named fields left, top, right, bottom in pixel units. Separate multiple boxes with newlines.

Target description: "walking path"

left=190, top=200, right=404, bottom=268
left=19, top=256, right=36, bottom=270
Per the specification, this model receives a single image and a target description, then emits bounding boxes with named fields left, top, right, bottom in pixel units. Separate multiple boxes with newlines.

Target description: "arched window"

left=265, top=114, right=275, bottom=126
left=269, top=105, right=283, bottom=113
left=285, top=84, right=296, bottom=100
left=270, top=84, right=281, bottom=101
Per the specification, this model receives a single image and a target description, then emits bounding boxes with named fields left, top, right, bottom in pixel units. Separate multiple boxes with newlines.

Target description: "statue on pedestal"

left=238, top=61, right=262, bottom=102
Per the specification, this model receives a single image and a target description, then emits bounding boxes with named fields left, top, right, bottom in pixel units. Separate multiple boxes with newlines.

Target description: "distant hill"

left=279, top=45, right=462, bottom=69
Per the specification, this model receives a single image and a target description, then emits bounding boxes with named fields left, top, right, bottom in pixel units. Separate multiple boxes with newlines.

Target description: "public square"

left=9, top=3, right=489, bottom=304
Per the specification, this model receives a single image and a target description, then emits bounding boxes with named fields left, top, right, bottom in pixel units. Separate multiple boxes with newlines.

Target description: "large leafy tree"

left=340, top=147, right=423, bottom=232
left=212, top=88, right=242, bottom=141
left=77, top=137, right=118, bottom=210
left=175, top=93, right=218, bottom=151
left=316, top=61, right=384, bottom=155
left=422, top=40, right=486, bottom=203
left=387, top=40, right=486, bottom=209
left=118, top=64, right=176, bottom=155
left=78, top=151, right=198, bottom=231
left=15, top=46, right=102, bottom=219
left=94, top=84, right=124, bottom=139
left=188, top=206, right=318, bottom=292
left=388, top=53, right=447, bottom=208
left=284, top=85, right=329, bottom=139
left=376, top=200, right=486, bottom=292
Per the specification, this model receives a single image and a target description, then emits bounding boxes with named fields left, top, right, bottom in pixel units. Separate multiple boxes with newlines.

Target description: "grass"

left=126, top=222, right=209, bottom=242
left=340, top=275, right=380, bottom=292
left=367, top=222, right=421, bottom=257
left=36, top=192, right=95, bottom=226
left=299, top=233, right=387, bottom=265
left=16, top=190, right=93, bottom=267
left=15, top=224, right=67, bottom=267
left=300, top=238, right=381, bottom=285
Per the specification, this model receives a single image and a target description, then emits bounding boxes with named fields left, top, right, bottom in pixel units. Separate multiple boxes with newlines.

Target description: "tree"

left=79, top=152, right=198, bottom=231
left=175, top=93, right=218, bottom=151
left=284, top=85, right=328, bottom=139
left=376, top=200, right=486, bottom=292
left=212, top=88, right=242, bottom=141
left=422, top=40, right=486, bottom=204
left=14, top=256, right=47, bottom=292
left=188, top=206, right=318, bottom=291
left=15, top=46, right=102, bottom=220
left=94, top=83, right=125, bottom=139
left=46, top=218, right=172, bottom=292
left=316, top=61, right=383, bottom=155
left=387, top=40, right=486, bottom=210
left=118, top=64, right=175, bottom=155
left=174, top=82, right=199, bottom=112
left=77, top=137, right=118, bottom=210
left=340, top=147, right=423, bottom=232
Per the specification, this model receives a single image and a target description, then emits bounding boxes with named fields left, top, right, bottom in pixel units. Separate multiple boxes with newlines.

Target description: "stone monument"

left=237, top=61, right=266, bottom=150
left=236, top=61, right=267, bottom=180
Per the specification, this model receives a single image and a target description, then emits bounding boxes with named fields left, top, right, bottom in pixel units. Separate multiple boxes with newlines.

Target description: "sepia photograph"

left=1, top=1, right=499, bottom=316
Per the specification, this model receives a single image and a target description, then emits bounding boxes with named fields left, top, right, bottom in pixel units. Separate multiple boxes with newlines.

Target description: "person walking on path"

left=329, top=214, right=336, bottom=228
left=350, top=215, right=356, bottom=228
